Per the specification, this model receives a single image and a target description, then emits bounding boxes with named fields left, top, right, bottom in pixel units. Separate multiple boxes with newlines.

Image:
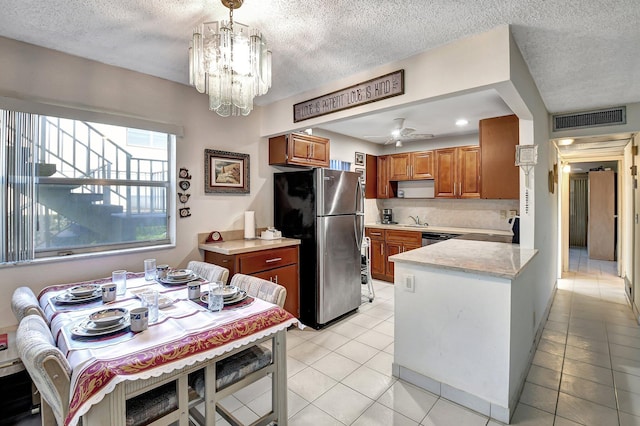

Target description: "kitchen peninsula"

left=389, top=239, right=538, bottom=423
left=199, top=236, right=301, bottom=317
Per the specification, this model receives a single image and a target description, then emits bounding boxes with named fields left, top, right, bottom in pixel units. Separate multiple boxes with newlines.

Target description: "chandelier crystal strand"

left=189, top=0, right=271, bottom=117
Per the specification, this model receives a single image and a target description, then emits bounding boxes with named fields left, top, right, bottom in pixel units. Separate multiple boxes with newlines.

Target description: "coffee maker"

left=381, top=209, right=394, bottom=224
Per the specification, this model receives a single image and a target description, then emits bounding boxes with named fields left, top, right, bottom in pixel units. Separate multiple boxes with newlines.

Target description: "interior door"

left=588, top=170, right=615, bottom=260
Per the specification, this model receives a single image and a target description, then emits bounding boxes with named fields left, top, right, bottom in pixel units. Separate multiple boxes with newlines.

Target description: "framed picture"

left=204, top=149, right=250, bottom=194
left=354, top=152, right=365, bottom=166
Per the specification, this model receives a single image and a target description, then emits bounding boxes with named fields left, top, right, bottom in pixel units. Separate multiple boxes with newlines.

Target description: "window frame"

left=0, top=97, right=181, bottom=264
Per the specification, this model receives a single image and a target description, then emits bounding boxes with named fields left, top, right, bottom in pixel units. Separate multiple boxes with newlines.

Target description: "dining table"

left=37, top=271, right=298, bottom=426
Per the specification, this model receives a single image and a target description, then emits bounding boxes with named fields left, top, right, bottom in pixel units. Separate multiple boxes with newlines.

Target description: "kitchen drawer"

left=238, top=246, right=298, bottom=275
left=365, top=228, right=385, bottom=241
left=385, top=229, right=421, bottom=245
left=253, top=264, right=299, bottom=316
left=203, top=251, right=236, bottom=277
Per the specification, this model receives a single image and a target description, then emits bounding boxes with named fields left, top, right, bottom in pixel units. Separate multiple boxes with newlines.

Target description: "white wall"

left=0, top=37, right=268, bottom=328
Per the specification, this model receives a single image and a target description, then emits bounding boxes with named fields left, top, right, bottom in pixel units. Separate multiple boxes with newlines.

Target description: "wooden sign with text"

left=293, top=70, right=404, bottom=122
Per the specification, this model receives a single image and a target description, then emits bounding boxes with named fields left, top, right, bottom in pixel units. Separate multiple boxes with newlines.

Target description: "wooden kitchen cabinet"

left=376, top=155, right=396, bottom=198
left=204, top=246, right=300, bottom=317
left=366, top=227, right=421, bottom=282
left=268, top=133, right=329, bottom=168
left=364, top=154, right=378, bottom=199
left=366, top=228, right=386, bottom=279
left=389, top=153, right=411, bottom=180
left=389, top=151, right=434, bottom=181
left=480, top=114, right=519, bottom=199
left=435, top=146, right=480, bottom=199
left=411, top=150, right=435, bottom=179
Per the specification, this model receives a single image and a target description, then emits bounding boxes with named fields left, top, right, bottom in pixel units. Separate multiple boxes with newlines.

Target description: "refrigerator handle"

left=356, top=176, right=364, bottom=214
left=354, top=214, right=364, bottom=250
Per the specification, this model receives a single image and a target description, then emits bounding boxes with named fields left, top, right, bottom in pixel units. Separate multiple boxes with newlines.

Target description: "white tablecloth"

left=39, top=274, right=297, bottom=425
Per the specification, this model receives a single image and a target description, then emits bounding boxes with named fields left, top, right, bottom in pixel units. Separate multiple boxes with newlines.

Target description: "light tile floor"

left=210, top=247, right=640, bottom=426
left=17, top=247, right=639, bottom=425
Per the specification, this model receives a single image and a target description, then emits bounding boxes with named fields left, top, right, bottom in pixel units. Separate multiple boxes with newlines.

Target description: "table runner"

left=38, top=275, right=297, bottom=426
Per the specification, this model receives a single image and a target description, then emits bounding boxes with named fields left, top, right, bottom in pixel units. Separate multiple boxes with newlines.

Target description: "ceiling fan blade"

left=401, top=133, right=434, bottom=140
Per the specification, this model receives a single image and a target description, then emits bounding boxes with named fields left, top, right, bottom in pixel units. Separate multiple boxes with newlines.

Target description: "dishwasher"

left=421, top=232, right=461, bottom=246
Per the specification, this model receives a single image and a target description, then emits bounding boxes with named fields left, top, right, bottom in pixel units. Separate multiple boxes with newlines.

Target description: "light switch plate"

left=404, top=274, right=415, bottom=292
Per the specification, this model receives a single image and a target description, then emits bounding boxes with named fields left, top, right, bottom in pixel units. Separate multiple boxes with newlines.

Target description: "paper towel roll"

left=244, top=211, right=256, bottom=239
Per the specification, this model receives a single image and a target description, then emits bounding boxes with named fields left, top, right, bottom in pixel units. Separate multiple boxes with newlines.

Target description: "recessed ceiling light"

left=558, top=138, right=574, bottom=146
left=455, top=119, right=468, bottom=126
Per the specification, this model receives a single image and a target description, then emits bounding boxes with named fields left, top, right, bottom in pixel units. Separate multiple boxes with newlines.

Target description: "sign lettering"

left=293, top=70, right=404, bottom=122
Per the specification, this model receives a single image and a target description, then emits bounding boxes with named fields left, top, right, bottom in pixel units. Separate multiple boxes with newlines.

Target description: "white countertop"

left=199, top=237, right=301, bottom=255
left=389, top=238, right=537, bottom=279
left=365, top=223, right=513, bottom=236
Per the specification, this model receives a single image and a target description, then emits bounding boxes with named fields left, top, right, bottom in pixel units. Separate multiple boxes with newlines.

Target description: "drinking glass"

left=144, top=259, right=156, bottom=281
left=112, top=270, right=127, bottom=296
left=208, top=281, right=224, bottom=312
left=140, top=290, right=159, bottom=323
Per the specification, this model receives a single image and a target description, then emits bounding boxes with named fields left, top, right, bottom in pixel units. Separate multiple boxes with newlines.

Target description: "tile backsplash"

left=368, top=198, right=519, bottom=231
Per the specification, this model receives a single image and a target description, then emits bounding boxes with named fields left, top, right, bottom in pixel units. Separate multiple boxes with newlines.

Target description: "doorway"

left=564, top=160, right=620, bottom=273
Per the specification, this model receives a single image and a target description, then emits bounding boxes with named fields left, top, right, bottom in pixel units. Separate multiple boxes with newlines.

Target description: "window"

left=0, top=110, right=173, bottom=263
left=329, top=159, right=351, bottom=171
left=126, top=128, right=168, bottom=149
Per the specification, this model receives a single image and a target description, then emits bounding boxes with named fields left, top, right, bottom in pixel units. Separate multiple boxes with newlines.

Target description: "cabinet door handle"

left=406, top=165, right=410, bottom=176
left=273, top=275, right=279, bottom=284
left=265, top=257, right=282, bottom=263
left=370, top=232, right=382, bottom=236
left=311, top=144, right=314, bottom=158
left=381, top=245, right=384, bottom=256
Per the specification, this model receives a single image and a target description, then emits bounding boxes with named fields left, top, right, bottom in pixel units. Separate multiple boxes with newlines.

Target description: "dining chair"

left=17, top=314, right=183, bottom=426
left=229, top=273, right=287, bottom=308
left=16, top=314, right=71, bottom=426
left=11, top=286, right=47, bottom=324
left=188, top=275, right=288, bottom=426
left=187, top=260, right=229, bottom=284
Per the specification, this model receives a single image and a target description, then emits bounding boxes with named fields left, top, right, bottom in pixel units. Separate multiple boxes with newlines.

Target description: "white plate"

left=167, top=269, right=193, bottom=280
left=69, top=284, right=101, bottom=297
left=201, top=290, right=248, bottom=305
left=158, top=273, right=199, bottom=285
left=220, top=285, right=239, bottom=299
left=82, top=317, right=127, bottom=331
left=71, top=318, right=130, bottom=337
left=89, top=308, right=128, bottom=326
left=54, top=290, right=101, bottom=304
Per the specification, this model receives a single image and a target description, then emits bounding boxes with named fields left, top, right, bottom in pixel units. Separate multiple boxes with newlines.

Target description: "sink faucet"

left=409, top=215, right=429, bottom=226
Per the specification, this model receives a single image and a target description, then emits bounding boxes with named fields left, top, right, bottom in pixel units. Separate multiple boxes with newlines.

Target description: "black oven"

left=421, top=232, right=460, bottom=246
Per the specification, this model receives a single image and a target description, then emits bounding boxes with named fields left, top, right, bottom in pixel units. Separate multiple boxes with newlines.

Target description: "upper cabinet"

left=479, top=114, right=519, bottom=199
left=434, top=146, right=481, bottom=199
left=376, top=155, right=394, bottom=198
left=269, top=133, right=330, bottom=168
left=388, top=151, right=434, bottom=181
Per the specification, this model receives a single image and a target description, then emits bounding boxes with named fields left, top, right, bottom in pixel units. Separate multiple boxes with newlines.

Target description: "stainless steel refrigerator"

left=274, top=169, right=364, bottom=328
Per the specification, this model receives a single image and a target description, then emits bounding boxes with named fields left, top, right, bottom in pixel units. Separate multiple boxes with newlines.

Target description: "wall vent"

left=553, top=106, right=626, bottom=131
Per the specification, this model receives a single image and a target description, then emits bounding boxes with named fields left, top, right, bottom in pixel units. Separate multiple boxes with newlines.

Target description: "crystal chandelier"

left=189, top=0, right=271, bottom=117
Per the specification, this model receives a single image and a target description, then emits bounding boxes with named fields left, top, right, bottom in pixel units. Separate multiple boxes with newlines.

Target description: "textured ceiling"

left=0, top=0, right=639, bottom=140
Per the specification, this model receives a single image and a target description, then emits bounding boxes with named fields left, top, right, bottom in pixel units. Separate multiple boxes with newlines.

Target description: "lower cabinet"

left=366, top=228, right=421, bottom=282
left=204, top=246, right=300, bottom=317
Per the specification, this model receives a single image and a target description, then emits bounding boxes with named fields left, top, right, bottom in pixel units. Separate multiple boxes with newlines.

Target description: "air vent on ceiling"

left=553, top=106, right=626, bottom=131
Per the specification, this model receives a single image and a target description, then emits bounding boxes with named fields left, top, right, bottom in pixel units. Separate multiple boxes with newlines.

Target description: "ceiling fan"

left=365, top=118, right=434, bottom=145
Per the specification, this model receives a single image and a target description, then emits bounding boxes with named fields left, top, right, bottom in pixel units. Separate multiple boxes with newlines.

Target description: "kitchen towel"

left=244, top=211, right=256, bottom=239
